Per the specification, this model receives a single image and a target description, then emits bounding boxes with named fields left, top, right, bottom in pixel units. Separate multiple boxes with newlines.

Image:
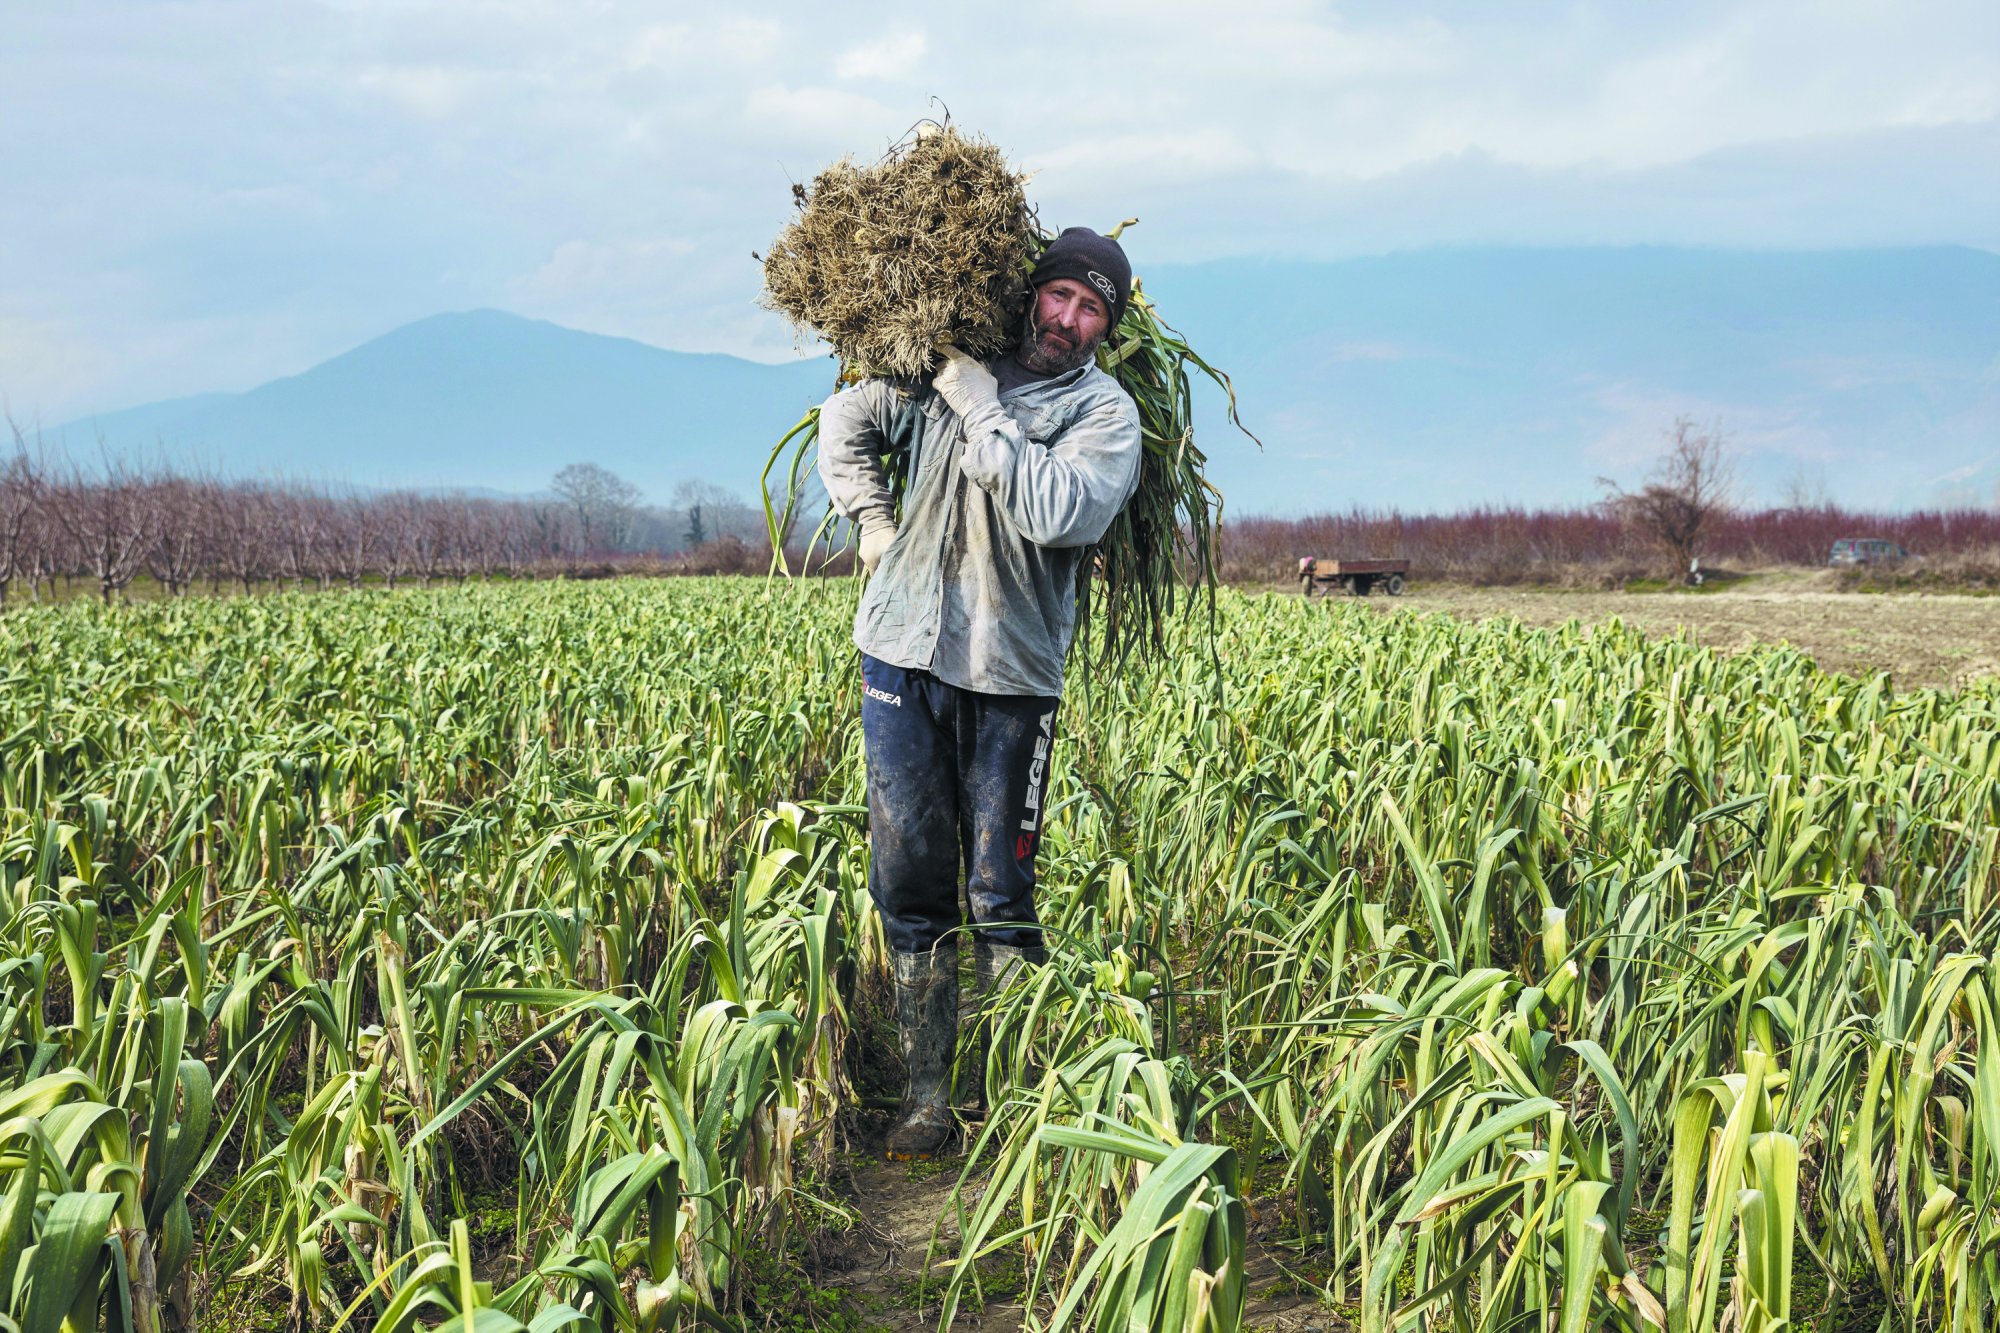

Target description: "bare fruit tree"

left=146, top=471, right=214, bottom=597
left=324, top=495, right=377, bottom=589
left=52, top=445, right=162, bottom=603
left=667, top=478, right=760, bottom=554
left=372, top=492, right=423, bottom=589
left=272, top=484, right=331, bottom=590
left=551, top=462, right=641, bottom=555
left=1600, top=417, right=1736, bottom=581
left=0, top=441, right=792, bottom=609
left=211, top=482, right=274, bottom=594
left=0, top=419, right=44, bottom=609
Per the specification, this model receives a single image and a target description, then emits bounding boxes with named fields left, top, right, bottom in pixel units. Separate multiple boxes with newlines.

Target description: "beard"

left=1015, top=303, right=1103, bottom=375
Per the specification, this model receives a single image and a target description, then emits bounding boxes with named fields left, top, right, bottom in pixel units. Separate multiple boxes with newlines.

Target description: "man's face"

left=1017, top=278, right=1113, bottom=374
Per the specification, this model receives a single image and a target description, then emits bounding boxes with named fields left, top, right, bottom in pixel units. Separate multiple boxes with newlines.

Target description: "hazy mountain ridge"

left=49, top=247, right=2000, bottom=512
left=54, top=310, right=836, bottom=503
left=1143, top=245, right=2000, bottom=511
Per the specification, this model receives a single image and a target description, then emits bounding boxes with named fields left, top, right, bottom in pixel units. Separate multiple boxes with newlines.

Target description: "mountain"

left=52, top=310, right=835, bottom=502
left=1144, top=246, right=2000, bottom=512
left=51, top=247, right=2000, bottom=512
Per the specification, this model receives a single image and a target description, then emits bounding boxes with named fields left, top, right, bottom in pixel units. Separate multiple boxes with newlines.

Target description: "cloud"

left=355, top=64, right=480, bottom=118
left=627, top=18, right=784, bottom=71
left=1035, top=129, right=1259, bottom=184
left=1581, top=383, right=1843, bottom=504
left=510, top=236, right=700, bottom=305
left=3, top=0, right=1997, bottom=420
left=743, top=83, right=900, bottom=140
left=835, top=31, right=927, bottom=81
left=0, top=308, right=99, bottom=424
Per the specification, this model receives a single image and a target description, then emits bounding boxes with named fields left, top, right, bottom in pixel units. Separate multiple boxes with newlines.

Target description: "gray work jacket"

left=816, top=359, right=1142, bottom=698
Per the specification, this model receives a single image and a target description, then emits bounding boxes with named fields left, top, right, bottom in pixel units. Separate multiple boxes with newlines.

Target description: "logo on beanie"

left=1086, top=270, right=1118, bottom=305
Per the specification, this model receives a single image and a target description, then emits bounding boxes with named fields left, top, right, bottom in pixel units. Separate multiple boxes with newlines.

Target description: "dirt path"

left=809, top=1110, right=1354, bottom=1331
left=1289, top=575, right=2000, bottom=690
left=810, top=1125, right=1020, bottom=1332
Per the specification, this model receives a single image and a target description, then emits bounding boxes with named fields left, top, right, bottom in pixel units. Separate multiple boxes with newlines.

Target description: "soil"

left=1291, top=572, right=2000, bottom=691
left=806, top=1120, right=1025, bottom=1332
left=805, top=1109, right=1355, bottom=1330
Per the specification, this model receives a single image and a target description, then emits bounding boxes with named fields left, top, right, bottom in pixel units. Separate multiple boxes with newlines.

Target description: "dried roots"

left=761, top=125, right=1036, bottom=379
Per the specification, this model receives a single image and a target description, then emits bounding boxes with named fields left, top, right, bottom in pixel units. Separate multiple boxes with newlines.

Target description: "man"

left=817, top=227, right=1142, bottom=1159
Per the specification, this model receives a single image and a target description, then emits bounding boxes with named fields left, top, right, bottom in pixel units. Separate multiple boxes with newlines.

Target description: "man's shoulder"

left=828, top=375, right=924, bottom=406
left=823, top=376, right=936, bottom=433
left=1034, top=362, right=1135, bottom=419
left=1072, top=365, right=1140, bottom=428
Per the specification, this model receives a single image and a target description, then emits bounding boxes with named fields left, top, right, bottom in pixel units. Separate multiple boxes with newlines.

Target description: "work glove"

left=859, top=519, right=897, bottom=574
left=932, top=345, right=1002, bottom=425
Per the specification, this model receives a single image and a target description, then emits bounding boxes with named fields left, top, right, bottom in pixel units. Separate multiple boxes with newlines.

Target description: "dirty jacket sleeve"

left=815, top=381, right=900, bottom=536
left=955, top=395, right=1142, bottom=549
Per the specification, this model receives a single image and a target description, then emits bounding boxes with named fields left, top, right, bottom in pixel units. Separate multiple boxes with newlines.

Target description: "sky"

left=3, top=0, right=1997, bottom=425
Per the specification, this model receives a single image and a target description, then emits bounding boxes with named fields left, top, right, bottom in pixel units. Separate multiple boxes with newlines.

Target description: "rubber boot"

left=969, top=939, right=1047, bottom=1115
left=884, top=945, right=958, bottom=1160
left=975, top=939, right=1046, bottom=995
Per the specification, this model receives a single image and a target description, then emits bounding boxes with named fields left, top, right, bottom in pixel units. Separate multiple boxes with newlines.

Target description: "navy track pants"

left=860, top=653, right=1059, bottom=956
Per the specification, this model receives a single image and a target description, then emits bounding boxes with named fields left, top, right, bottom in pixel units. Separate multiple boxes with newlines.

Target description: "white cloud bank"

left=1, top=0, right=1995, bottom=417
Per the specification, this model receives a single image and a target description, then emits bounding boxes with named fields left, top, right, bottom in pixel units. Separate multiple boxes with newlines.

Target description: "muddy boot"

left=968, top=939, right=1047, bottom=1116
left=975, top=939, right=1046, bottom=994
left=885, top=945, right=958, bottom=1160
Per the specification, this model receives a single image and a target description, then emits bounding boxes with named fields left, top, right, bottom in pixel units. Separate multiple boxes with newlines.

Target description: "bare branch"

left=1599, top=417, right=1736, bottom=580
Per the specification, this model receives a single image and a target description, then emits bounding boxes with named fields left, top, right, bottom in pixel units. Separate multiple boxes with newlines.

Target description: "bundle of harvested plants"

left=761, top=125, right=1034, bottom=377
left=761, top=123, right=1253, bottom=669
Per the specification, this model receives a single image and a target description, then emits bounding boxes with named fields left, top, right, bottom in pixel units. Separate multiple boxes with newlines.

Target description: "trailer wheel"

left=1385, top=573, right=1406, bottom=596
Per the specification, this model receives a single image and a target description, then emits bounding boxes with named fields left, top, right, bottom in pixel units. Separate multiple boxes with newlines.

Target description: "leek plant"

left=2, top=580, right=1998, bottom=1329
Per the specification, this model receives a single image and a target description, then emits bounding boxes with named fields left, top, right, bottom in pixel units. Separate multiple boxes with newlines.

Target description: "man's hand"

left=859, top=520, right=897, bottom=574
left=932, top=345, right=1001, bottom=422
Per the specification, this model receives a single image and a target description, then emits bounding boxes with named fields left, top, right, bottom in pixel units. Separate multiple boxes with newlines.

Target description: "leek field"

left=2, top=579, right=1998, bottom=1332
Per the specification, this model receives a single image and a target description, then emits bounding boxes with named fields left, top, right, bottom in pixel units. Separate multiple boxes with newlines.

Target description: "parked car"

left=1828, top=538, right=1909, bottom=566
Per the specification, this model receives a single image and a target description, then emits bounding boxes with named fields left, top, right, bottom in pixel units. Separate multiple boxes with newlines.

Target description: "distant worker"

left=1689, top=556, right=1703, bottom=587
left=817, top=228, right=1142, bottom=1159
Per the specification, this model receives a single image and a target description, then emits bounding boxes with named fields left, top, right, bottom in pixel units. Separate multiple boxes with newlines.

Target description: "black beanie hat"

left=1029, top=227, right=1131, bottom=329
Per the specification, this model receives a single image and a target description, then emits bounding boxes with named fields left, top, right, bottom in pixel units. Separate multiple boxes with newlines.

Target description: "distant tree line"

left=20, top=414, right=1994, bottom=606
left=1225, top=504, right=2000, bottom=586
left=1226, top=419, right=2000, bottom=587
left=0, top=427, right=777, bottom=607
